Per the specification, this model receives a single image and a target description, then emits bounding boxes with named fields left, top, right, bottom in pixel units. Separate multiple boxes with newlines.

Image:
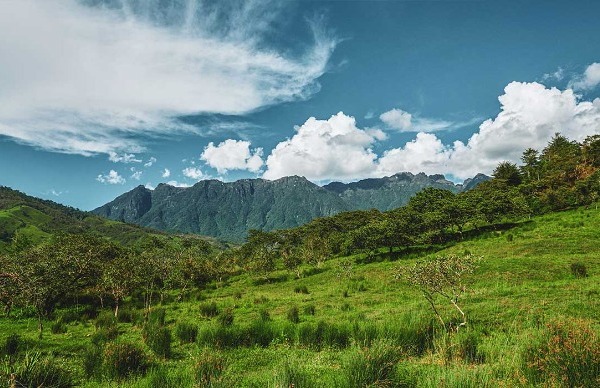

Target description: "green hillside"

left=1, top=205, right=598, bottom=387
left=0, top=186, right=171, bottom=252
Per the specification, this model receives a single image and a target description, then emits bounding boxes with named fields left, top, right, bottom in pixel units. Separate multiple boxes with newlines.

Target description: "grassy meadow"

left=1, top=205, right=599, bottom=387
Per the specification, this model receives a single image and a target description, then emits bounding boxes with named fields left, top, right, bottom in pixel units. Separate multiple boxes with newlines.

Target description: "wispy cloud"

left=569, top=62, right=600, bottom=91
left=0, top=0, right=336, bottom=156
left=379, top=108, right=480, bottom=133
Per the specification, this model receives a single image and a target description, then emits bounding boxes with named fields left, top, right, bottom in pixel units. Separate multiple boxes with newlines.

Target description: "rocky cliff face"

left=93, top=172, right=489, bottom=241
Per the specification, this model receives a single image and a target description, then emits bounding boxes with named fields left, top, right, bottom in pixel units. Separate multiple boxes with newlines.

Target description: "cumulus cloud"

left=570, top=63, right=600, bottom=91
left=201, top=139, right=264, bottom=174
left=380, top=109, right=412, bottom=131
left=161, top=168, right=171, bottom=178
left=263, top=82, right=600, bottom=181
left=263, top=112, right=380, bottom=181
left=0, top=0, right=336, bottom=156
left=378, top=82, right=600, bottom=179
left=182, top=167, right=204, bottom=180
left=96, top=170, right=125, bottom=184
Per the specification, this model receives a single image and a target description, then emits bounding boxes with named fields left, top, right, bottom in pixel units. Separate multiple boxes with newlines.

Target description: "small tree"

left=397, top=254, right=480, bottom=332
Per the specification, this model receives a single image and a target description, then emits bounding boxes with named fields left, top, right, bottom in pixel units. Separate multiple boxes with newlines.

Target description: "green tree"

left=493, top=161, right=522, bottom=186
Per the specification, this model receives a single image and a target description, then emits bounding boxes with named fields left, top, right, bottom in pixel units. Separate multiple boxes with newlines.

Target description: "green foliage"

left=217, top=308, right=234, bottom=327
left=50, top=319, right=67, bottom=334
left=294, top=285, right=310, bottom=294
left=287, top=306, right=300, bottom=324
left=144, top=366, right=193, bottom=388
left=200, top=301, right=220, bottom=318
left=144, top=325, right=172, bottom=358
left=2, top=334, right=21, bottom=357
left=103, top=341, right=150, bottom=379
left=176, top=322, right=198, bottom=344
left=570, top=262, right=588, bottom=278
left=272, top=357, right=314, bottom=388
left=3, top=352, right=74, bottom=388
left=193, top=349, right=226, bottom=387
left=523, top=319, right=600, bottom=387
left=344, top=340, right=403, bottom=388
left=82, top=345, right=103, bottom=379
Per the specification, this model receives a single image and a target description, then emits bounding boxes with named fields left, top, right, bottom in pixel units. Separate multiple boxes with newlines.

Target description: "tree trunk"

left=37, top=315, right=43, bottom=339
left=114, top=300, right=119, bottom=319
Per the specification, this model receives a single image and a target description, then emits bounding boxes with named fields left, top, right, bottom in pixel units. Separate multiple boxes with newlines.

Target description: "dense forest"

left=1, top=133, right=599, bottom=387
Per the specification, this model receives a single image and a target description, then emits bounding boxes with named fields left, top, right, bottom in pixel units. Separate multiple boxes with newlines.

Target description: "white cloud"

left=145, top=183, right=155, bottom=190
left=380, top=109, right=412, bottom=131
left=96, top=170, right=125, bottom=184
left=263, top=82, right=600, bottom=182
left=144, top=157, right=157, bottom=168
left=166, top=180, right=191, bottom=188
left=378, top=81, right=600, bottom=179
left=542, top=67, right=565, bottom=82
left=201, top=139, right=264, bottom=174
left=108, top=152, right=141, bottom=163
left=0, top=0, right=336, bottom=156
left=161, top=168, right=171, bottom=178
left=131, top=170, right=143, bottom=180
left=263, top=112, right=379, bottom=181
left=182, top=167, right=204, bottom=180
left=570, top=63, right=600, bottom=91
left=379, top=108, right=478, bottom=133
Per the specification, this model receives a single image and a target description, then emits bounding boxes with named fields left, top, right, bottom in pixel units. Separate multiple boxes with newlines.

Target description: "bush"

left=287, top=306, right=300, bottom=324
left=273, top=358, right=314, bottom=388
left=570, top=262, right=588, bottom=278
left=176, top=322, right=198, bottom=344
left=194, top=350, right=226, bottom=387
left=199, top=302, right=220, bottom=318
left=9, top=352, right=74, bottom=388
left=91, top=326, right=119, bottom=346
left=298, top=321, right=351, bottom=350
left=456, top=330, right=485, bottom=363
left=344, top=340, right=403, bottom=388
left=145, top=366, right=193, bottom=388
left=95, top=310, right=117, bottom=330
left=144, top=325, right=172, bottom=358
left=2, top=333, right=21, bottom=357
left=258, top=308, right=271, bottom=322
left=217, top=308, right=234, bottom=327
left=233, top=291, right=243, bottom=300
left=247, top=319, right=276, bottom=348
left=118, top=307, right=141, bottom=324
left=294, top=285, right=310, bottom=294
left=148, top=307, right=166, bottom=326
left=82, top=345, right=103, bottom=379
left=104, top=342, right=150, bottom=379
left=523, top=319, right=600, bottom=387
left=51, top=319, right=67, bottom=334
left=303, top=304, right=316, bottom=316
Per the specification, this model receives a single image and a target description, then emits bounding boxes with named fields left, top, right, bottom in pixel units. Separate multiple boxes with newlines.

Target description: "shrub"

left=145, top=366, right=192, bottom=388
left=298, top=321, right=351, bottom=350
left=2, top=333, right=21, bottom=357
left=118, top=307, right=141, bottom=324
left=95, top=310, right=117, bottom=330
left=287, top=306, right=300, bottom=324
left=506, top=233, right=514, bottom=242
left=217, top=308, right=234, bottom=327
left=341, top=302, right=352, bottom=312
left=247, top=319, right=276, bottom=347
left=273, top=358, right=314, bottom=388
left=10, top=352, right=74, bottom=388
left=51, top=319, right=67, bottom=334
left=144, top=325, right=172, bottom=358
left=91, top=326, right=119, bottom=346
left=194, top=350, right=226, bottom=387
left=294, top=285, right=310, bottom=294
left=523, top=319, right=600, bottom=387
left=258, top=308, right=271, bottom=321
left=357, top=283, right=367, bottom=292
left=570, top=262, right=588, bottom=278
left=344, top=340, right=403, bottom=388
left=82, top=345, right=103, bottom=379
left=456, top=330, right=485, bottom=364
left=199, top=302, right=220, bottom=318
left=351, top=321, right=378, bottom=347
left=303, top=304, right=316, bottom=316
left=104, top=342, right=150, bottom=379
left=176, top=322, right=198, bottom=344
left=148, top=307, right=166, bottom=326
left=233, top=291, right=243, bottom=300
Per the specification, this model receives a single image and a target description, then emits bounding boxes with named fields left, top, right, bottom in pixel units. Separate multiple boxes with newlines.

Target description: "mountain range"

left=92, top=172, right=489, bottom=242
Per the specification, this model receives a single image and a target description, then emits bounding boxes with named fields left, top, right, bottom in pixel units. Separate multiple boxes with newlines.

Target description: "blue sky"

left=1, top=0, right=600, bottom=210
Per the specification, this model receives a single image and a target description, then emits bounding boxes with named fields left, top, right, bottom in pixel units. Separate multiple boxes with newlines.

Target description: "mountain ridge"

left=93, top=172, right=489, bottom=241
